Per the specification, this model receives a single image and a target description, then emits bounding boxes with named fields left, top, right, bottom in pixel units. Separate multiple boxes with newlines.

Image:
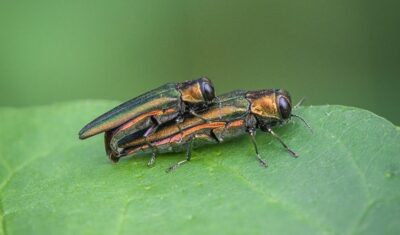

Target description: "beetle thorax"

left=249, top=94, right=280, bottom=120
left=180, top=82, right=205, bottom=103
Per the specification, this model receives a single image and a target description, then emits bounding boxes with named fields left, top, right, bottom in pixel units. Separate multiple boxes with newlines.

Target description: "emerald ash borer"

left=108, top=89, right=310, bottom=172
left=79, top=77, right=216, bottom=162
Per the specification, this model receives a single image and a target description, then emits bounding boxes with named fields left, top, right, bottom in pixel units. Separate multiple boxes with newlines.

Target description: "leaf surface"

left=0, top=102, right=399, bottom=235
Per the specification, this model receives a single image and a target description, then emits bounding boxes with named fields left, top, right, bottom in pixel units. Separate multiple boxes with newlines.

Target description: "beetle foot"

left=257, top=155, right=268, bottom=168
left=147, top=153, right=156, bottom=167
left=165, top=160, right=188, bottom=173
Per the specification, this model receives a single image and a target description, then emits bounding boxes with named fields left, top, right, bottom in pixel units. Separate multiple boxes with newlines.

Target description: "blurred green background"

left=1, top=0, right=399, bottom=123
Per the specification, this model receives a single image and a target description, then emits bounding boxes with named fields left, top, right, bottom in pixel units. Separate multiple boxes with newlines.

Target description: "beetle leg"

left=104, top=131, right=113, bottom=156
left=248, top=130, right=268, bottom=168
left=105, top=130, right=120, bottom=163
left=189, top=109, right=210, bottom=123
left=173, top=117, right=185, bottom=143
left=143, top=116, right=162, bottom=137
left=146, top=141, right=158, bottom=167
left=267, top=128, right=298, bottom=158
left=143, top=117, right=166, bottom=167
left=166, top=136, right=194, bottom=173
left=175, top=115, right=184, bottom=123
left=211, top=125, right=227, bottom=142
left=147, top=151, right=157, bottom=167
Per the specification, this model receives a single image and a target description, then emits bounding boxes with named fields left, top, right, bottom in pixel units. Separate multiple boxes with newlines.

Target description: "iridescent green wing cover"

left=79, top=83, right=181, bottom=139
left=118, top=90, right=251, bottom=150
left=208, top=90, right=250, bottom=121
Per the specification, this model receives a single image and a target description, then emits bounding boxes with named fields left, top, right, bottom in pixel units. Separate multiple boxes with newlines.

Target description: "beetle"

left=111, top=89, right=309, bottom=171
left=79, top=77, right=216, bottom=163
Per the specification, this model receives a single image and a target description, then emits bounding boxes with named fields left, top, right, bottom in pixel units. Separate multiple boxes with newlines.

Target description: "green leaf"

left=0, top=102, right=399, bottom=235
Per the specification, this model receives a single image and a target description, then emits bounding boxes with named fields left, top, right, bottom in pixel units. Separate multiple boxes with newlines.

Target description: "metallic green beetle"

left=110, top=89, right=308, bottom=171
left=79, top=77, right=216, bottom=162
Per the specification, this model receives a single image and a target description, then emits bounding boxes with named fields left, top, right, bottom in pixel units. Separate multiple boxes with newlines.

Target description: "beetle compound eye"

left=278, top=96, right=291, bottom=120
left=201, top=82, right=215, bottom=102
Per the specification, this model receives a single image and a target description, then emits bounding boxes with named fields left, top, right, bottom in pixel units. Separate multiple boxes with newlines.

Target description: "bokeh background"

left=1, top=0, right=399, bottom=124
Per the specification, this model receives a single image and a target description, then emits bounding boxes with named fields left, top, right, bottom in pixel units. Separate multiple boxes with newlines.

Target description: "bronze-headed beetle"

left=78, top=77, right=216, bottom=163
left=113, top=89, right=310, bottom=171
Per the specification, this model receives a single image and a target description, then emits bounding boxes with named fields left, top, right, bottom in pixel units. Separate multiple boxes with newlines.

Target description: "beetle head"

left=179, top=77, right=215, bottom=104
left=246, top=89, right=292, bottom=129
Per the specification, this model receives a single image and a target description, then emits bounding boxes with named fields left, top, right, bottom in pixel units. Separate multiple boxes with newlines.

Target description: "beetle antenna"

left=215, top=96, right=222, bottom=107
left=291, top=114, right=313, bottom=133
left=294, top=97, right=306, bottom=109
